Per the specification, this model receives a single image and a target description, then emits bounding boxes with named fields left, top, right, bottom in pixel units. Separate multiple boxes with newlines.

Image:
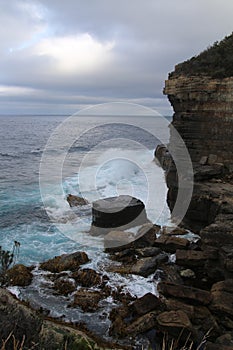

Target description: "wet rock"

left=0, top=288, right=119, bottom=350
left=53, top=277, right=76, bottom=295
left=125, top=311, right=158, bottom=335
left=104, top=223, right=160, bottom=253
left=176, top=249, right=217, bottom=267
left=91, top=195, right=148, bottom=235
left=156, top=310, right=193, bottom=338
left=131, top=254, right=168, bottom=277
left=154, top=236, right=189, bottom=253
left=156, top=264, right=183, bottom=284
left=158, top=282, right=212, bottom=305
left=109, top=305, right=130, bottom=336
left=72, top=268, right=103, bottom=287
left=67, top=194, right=88, bottom=207
left=104, top=230, right=135, bottom=249
left=109, top=248, right=136, bottom=263
left=71, top=289, right=102, bottom=312
left=210, top=279, right=233, bottom=317
left=40, top=251, right=89, bottom=273
left=161, top=226, right=188, bottom=236
left=107, top=254, right=168, bottom=277
left=6, top=264, right=33, bottom=286
left=132, top=293, right=165, bottom=316
left=136, top=247, right=161, bottom=258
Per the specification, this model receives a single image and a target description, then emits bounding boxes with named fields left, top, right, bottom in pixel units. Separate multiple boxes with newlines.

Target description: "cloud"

left=1, top=0, right=233, bottom=115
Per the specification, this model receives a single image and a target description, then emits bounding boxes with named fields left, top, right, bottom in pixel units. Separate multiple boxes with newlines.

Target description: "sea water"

left=0, top=113, right=172, bottom=342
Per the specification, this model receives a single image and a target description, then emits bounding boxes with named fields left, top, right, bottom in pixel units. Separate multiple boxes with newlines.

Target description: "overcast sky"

left=1, top=0, right=233, bottom=115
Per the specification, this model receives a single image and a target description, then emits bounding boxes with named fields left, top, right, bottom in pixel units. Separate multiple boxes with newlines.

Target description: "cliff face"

left=156, top=39, right=233, bottom=283
left=164, top=75, right=233, bottom=164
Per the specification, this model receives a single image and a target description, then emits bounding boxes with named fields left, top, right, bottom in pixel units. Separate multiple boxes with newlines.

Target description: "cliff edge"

left=158, top=33, right=233, bottom=281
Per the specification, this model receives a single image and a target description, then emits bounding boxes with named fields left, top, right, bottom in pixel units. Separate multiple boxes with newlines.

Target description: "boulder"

left=156, top=310, right=192, bottom=335
left=71, top=289, right=102, bottom=312
left=131, top=254, right=168, bottom=277
left=67, top=194, right=88, bottom=207
left=6, top=264, right=33, bottom=286
left=125, top=311, right=158, bottom=335
left=136, top=247, right=161, bottom=258
left=191, top=306, right=220, bottom=339
left=53, top=277, right=76, bottom=295
left=91, top=195, right=148, bottom=235
left=176, top=249, right=217, bottom=267
left=154, top=236, right=189, bottom=253
left=40, top=251, right=89, bottom=273
left=105, top=223, right=159, bottom=253
left=161, top=226, right=188, bottom=236
left=210, top=280, right=233, bottom=317
left=72, top=268, right=103, bottom=287
left=132, top=293, right=165, bottom=316
left=158, top=282, right=212, bottom=305
left=164, top=298, right=194, bottom=318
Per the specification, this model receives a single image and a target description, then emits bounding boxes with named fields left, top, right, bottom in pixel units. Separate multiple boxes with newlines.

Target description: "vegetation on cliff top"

left=170, top=32, right=233, bottom=79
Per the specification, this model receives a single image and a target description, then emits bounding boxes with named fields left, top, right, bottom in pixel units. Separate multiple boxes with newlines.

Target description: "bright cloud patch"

left=0, top=85, right=36, bottom=96
left=35, top=33, right=115, bottom=74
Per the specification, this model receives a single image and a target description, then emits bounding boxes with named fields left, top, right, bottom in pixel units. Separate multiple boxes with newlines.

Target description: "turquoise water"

left=0, top=114, right=171, bottom=265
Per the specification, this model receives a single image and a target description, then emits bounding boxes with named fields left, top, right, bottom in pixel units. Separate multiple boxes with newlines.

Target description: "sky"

left=1, top=0, right=233, bottom=116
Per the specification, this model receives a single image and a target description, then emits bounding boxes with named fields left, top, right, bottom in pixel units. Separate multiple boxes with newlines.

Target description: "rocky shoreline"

left=2, top=36, right=233, bottom=349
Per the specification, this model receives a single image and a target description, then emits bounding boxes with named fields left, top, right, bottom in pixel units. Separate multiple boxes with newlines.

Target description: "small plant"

left=0, top=241, right=20, bottom=286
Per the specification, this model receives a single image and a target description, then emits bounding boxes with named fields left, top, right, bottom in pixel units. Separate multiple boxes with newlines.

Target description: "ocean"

left=0, top=112, right=173, bottom=344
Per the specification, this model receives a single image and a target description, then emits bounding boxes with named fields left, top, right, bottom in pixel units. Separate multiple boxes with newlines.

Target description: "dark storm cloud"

left=1, top=0, right=233, bottom=114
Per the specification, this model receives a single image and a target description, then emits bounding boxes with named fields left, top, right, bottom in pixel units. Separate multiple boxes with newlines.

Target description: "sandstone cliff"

left=156, top=34, right=233, bottom=281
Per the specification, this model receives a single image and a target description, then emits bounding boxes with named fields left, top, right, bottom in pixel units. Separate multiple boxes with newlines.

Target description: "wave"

left=0, top=152, right=20, bottom=159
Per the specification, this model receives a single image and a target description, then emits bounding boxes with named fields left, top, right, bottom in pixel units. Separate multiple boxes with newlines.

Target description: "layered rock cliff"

left=157, top=34, right=233, bottom=280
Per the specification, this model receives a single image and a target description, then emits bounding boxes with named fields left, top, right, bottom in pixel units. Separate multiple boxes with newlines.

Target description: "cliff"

left=156, top=33, right=233, bottom=280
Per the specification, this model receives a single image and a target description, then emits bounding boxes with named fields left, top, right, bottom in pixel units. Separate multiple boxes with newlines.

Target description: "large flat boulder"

left=158, top=282, right=212, bottom=305
left=91, top=195, right=148, bottom=235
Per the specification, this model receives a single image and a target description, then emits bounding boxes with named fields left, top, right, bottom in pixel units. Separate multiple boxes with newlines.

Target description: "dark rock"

left=161, top=226, right=188, bottom=236
left=72, top=268, right=102, bottom=287
left=154, top=235, right=189, bottom=253
left=91, top=195, right=148, bottom=234
left=164, top=298, right=194, bottom=318
left=158, top=282, right=212, bottom=305
left=53, top=277, right=76, bottom=295
left=205, top=342, right=233, bottom=350
left=105, top=223, right=160, bottom=253
left=107, top=254, right=168, bottom=277
left=0, top=288, right=115, bottom=349
left=156, top=310, right=193, bottom=338
left=131, top=254, right=168, bottom=277
left=104, top=230, right=135, bottom=249
left=216, top=333, right=233, bottom=347
left=210, top=279, right=233, bottom=317
left=136, top=247, right=161, bottom=258
left=132, top=293, right=165, bottom=316
left=125, top=311, right=158, bottom=335
left=40, top=251, right=89, bottom=273
left=71, top=289, right=102, bottom=312
left=191, top=306, right=220, bottom=339
left=176, top=249, right=217, bottom=267
left=6, top=264, right=33, bottom=287
left=67, top=194, right=88, bottom=207
left=156, top=264, right=183, bottom=284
